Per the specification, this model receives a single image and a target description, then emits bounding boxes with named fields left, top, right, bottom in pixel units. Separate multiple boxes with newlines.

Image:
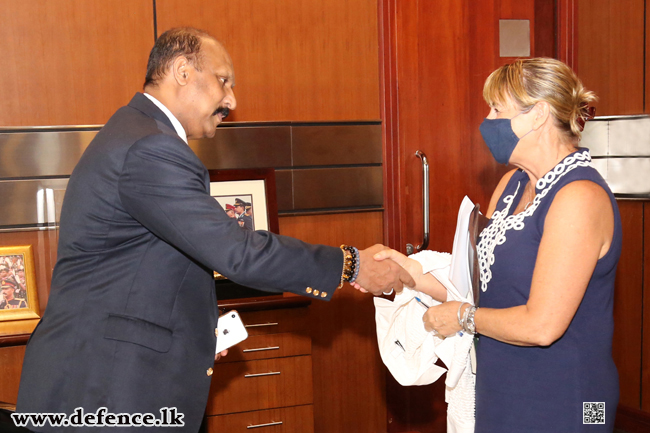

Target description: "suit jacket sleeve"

left=117, top=133, right=342, bottom=297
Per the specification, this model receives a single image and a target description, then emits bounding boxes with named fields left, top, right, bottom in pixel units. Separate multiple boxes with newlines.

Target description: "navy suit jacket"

left=17, top=93, right=341, bottom=432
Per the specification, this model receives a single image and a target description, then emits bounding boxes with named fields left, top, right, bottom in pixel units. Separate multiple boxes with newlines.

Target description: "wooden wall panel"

left=0, top=0, right=154, bottom=127
left=278, top=211, right=386, bottom=433
left=612, top=201, right=643, bottom=409
left=155, top=0, right=380, bottom=122
left=0, top=345, right=26, bottom=406
left=577, top=0, right=644, bottom=115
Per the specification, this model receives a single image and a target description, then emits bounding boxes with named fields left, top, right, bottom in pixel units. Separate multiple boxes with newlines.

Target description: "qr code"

left=583, top=402, right=605, bottom=424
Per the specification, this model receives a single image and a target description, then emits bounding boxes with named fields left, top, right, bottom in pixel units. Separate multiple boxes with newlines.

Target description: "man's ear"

left=532, top=101, right=551, bottom=130
left=171, top=56, right=190, bottom=85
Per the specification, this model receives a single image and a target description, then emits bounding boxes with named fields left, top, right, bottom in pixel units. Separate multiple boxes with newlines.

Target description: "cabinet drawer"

left=205, top=404, right=314, bottom=433
left=223, top=332, right=311, bottom=362
left=207, top=356, right=313, bottom=415
left=238, top=308, right=309, bottom=336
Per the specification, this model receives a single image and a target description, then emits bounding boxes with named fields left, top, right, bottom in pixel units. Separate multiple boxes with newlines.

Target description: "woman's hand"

left=423, top=301, right=466, bottom=337
left=353, top=249, right=449, bottom=302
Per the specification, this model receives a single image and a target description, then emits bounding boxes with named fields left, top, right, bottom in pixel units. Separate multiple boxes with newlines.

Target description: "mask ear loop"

left=512, top=104, right=537, bottom=140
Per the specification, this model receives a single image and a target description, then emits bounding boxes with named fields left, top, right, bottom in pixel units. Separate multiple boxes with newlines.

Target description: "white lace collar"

left=477, top=149, right=591, bottom=293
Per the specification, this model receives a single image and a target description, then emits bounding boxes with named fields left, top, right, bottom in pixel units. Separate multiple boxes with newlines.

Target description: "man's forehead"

left=203, top=40, right=235, bottom=75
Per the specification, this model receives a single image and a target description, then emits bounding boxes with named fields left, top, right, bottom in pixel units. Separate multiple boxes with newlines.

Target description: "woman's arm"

left=362, top=170, right=520, bottom=302
left=425, top=180, right=614, bottom=345
left=367, top=250, right=448, bottom=302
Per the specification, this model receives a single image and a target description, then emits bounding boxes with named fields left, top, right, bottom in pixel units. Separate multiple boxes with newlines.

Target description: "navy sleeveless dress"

left=475, top=149, right=621, bottom=433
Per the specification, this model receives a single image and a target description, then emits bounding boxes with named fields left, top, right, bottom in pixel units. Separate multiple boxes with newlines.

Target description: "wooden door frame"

left=378, top=0, right=403, bottom=252
left=557, top=0, right=579, bottom=71
left=379, top=0, right=578, bottom=252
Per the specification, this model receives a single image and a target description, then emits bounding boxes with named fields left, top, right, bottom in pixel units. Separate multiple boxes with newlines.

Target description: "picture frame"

left=0, top=245, right=40, bottom=322
left=208, top=168, right=279, bottom=281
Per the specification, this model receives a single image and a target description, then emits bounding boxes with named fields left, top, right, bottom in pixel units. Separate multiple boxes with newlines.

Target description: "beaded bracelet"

left=348, top=246, right=361, bottom=284
left=338, top=245, right=359, bottom=289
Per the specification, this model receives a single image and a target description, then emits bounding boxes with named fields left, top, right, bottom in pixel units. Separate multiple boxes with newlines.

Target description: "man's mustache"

left=213, top=106, right=230, bottom=119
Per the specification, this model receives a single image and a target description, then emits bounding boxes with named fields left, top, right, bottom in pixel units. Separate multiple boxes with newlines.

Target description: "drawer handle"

left=247, top=421, right=283, bottom=429
left=245, top=371, right=281, bottom=378
left=243, top=346, right=280, bottom=353
left=245, top=322, right=279, bottom=328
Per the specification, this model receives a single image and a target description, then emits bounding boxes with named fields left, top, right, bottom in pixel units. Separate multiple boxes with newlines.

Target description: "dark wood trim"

left=616, top=404, right=650, bottom=433
left=642, top=201, right=650, bottom=411
left=556, top=0, right=578, bottom=70
left=0, top=333, right=30, bottom=348
left=279, top=207, right=383, bottom=217
left=534, top=0, right=556, bottom=58
left=379, top=0, right=403, bottom=252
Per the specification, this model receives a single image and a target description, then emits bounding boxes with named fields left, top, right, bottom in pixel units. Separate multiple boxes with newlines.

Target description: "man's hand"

left=372, top=248, right=424, bottom=288
left=352, top=244, right=415, bottom=296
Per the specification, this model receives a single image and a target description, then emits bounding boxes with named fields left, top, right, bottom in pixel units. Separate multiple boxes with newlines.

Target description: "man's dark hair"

left=144, top=27, right=212, bottom=88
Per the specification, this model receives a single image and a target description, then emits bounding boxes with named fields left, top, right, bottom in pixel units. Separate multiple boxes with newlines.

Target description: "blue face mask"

left=479, top=112, right=533, bottom=165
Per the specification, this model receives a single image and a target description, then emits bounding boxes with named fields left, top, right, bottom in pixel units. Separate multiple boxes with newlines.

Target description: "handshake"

left=350, top=244, right=419, bottom=296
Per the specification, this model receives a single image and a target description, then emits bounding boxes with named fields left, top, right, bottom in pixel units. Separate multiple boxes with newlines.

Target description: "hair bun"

left=576, top=104, right=596, bottom=132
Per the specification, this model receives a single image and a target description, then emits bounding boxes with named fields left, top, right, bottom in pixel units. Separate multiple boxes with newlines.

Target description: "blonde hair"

left=483, top=58, right=596, bottom=141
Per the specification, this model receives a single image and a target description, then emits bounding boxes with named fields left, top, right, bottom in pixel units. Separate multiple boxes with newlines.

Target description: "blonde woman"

left=373, top=58, right=621, bottom=432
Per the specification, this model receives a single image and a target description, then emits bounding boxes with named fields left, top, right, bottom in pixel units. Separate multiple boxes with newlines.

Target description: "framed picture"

left=208, top=168, right=279, bottom=280
left=0, top=245, right=40, bottom=322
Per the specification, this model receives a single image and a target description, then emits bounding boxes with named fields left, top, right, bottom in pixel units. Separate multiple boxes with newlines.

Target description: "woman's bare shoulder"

left=551, top=179, right=611, bottom=213
left=545, top=180, right=614, bottom=257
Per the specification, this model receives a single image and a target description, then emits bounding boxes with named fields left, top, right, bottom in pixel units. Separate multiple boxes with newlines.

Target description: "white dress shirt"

left=143, top=93, right=188, bottom=144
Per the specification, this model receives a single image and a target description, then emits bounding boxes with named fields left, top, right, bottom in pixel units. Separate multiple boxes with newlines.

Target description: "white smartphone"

left=215, top=310, right=249, bottom=353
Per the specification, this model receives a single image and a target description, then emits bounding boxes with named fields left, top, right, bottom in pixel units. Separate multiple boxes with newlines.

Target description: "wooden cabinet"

left=204, top=405, right=314, bottom=433
left=205, top=298, right=315, bottom=433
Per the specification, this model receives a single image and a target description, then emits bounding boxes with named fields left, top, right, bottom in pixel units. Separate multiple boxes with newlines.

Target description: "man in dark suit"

left=16, top=28, right=411, bottom=432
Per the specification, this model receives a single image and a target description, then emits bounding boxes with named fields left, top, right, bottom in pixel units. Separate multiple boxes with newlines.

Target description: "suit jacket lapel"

left=128, top=92, right=176, bottom=133
left=127, top=93, right=209, bottom=191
